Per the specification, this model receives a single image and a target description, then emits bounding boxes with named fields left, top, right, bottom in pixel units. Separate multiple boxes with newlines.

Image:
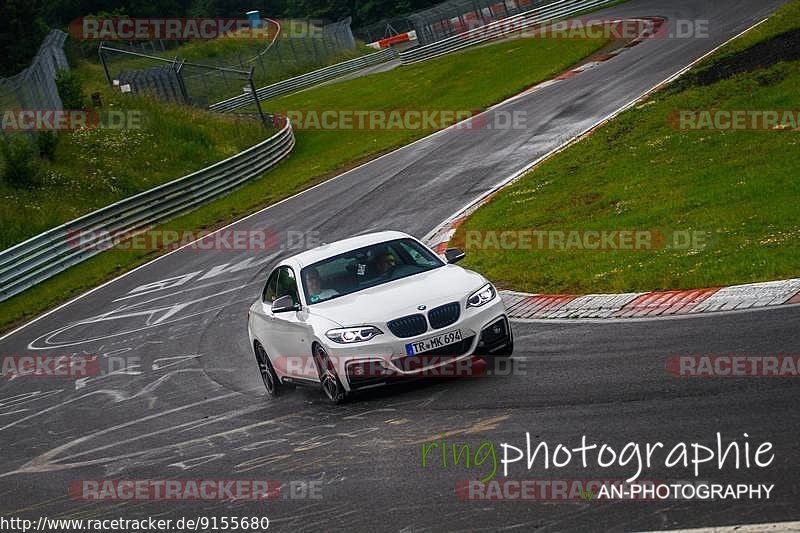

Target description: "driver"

left=305, top=268, right=339, bottom=302
left=375, top=251, right=397, bottom=276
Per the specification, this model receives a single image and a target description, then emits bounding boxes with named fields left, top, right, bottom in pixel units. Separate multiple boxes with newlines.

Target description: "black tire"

left=312, top=343, right=347, bottom=404
left=254, top=342, right=281, bottom=397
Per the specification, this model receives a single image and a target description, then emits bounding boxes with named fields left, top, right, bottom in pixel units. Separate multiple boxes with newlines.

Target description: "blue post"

left=246, top=10, right=262, bottom=29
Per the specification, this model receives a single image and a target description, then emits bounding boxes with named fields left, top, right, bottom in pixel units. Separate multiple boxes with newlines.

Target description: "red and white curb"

left=642, top=521, right=800, bottom=533
left=501, top=279, right=800, bottom=320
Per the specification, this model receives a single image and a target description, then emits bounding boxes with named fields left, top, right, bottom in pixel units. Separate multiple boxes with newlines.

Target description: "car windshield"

left=301, top=238, right=444, bottom=305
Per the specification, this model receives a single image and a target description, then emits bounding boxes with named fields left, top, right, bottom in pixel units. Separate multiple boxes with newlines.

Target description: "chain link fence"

left=355, top=17, right=417, bottom=46
left=99, top=18, right=359, bottom=111
left=238, top=17, right=358, bottom=86
left=0, top=30, right=70, bottom=139
left=408, top=0, right=547, bottom=45
left=355, top=0, right=550, bottom=46
left=99, top=42, right=256, bottom=108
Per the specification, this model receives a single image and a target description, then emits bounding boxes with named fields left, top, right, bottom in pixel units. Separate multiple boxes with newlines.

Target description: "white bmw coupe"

left=247, top=230, right=512, bottom=403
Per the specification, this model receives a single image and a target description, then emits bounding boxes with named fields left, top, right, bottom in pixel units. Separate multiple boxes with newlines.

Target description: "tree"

left=0, top=0, right=50, bottom=76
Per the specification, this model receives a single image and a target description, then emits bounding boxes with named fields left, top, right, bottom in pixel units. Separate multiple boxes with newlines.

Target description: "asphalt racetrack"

left=0, top=0, right=797, bottom=530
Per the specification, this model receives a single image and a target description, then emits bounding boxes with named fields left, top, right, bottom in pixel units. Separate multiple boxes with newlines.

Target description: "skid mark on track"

left=0, top=392, right=245, bottom=476
left=0, top=368, right=214, bottom=434
left=152, top=354, right=203, bottom=371
left=237, top=438, right=290, bottom=451
left=27, top=286, right=249, bottom=350
left=235, top=453, right=294, bottom=473
left=168, top=453, right=226, bottom=470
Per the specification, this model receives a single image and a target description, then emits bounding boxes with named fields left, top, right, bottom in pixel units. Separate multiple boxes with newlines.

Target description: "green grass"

left=453, top=0, right=800, bottom=294
left=0, top=34, right=610, bottom=331
left=0, top=89, right=269, bottom=250
left=253, top=33, right=610, bottom=125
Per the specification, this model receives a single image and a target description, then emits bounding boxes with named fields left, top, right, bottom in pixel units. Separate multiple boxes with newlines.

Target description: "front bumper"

left=321, top=297, right=512, bottom=392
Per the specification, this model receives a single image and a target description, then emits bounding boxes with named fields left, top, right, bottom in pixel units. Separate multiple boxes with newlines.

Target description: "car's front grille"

left=392, top=335, right=476, bottom=372
left=427, top=302, right=460, bottom=329
left=387, top=314, right=428, bottom=338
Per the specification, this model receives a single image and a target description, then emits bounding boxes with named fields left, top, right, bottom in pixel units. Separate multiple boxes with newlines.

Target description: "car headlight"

left=467, top=283, right=496, bottom=308
left=326, top=326, right=383, bottom=344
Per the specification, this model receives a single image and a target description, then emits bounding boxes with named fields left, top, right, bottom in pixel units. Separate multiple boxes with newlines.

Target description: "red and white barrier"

left=367, top=30, right=417, bottom=49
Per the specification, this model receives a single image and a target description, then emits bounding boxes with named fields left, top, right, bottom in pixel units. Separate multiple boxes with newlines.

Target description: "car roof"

left=288, top=230, right=415, bottom=268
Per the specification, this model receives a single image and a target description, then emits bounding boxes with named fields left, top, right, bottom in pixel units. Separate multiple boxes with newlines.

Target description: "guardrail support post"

left=98, top=42, right=113, bottom=87
left=249, top=67, right=270, bottom=128
left=174, top=58, right=191, bottom=105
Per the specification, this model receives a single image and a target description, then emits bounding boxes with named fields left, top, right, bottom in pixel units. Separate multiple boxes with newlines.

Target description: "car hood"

left=308, top=265, right=487, bottom=326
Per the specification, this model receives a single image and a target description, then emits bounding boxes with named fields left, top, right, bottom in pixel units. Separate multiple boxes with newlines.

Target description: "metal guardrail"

left=0, top=120, right=295, bottom=303
left=210, top=48, right=397, bottom=113
left=399, top=0, right=616, bottom=64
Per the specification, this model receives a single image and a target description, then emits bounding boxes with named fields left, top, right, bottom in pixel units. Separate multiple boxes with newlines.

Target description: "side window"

left=398, top=240, right=439, bottom=266
left=262, top=269, right=280, bottom=303
left=276, top=267, right=299, bottom=304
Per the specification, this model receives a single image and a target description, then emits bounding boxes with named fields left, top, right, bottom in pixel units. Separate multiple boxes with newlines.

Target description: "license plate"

left=405, top=329, right=463, bottom=356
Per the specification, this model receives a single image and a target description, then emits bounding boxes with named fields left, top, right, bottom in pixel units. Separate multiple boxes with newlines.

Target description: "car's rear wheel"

left=254, top=342, right=281, bottom=397
left=312, top=343, right=347, bottom=404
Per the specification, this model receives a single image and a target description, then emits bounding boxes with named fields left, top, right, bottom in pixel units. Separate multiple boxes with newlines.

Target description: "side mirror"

left=444, top=247, right=466, bottom=264
left=271, top=295, right=300, bottom=313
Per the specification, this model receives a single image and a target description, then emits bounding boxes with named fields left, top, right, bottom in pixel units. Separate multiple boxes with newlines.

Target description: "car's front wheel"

left=312, top=343, right=347, bottom=404
left=254, top=342, right=281, bottom=397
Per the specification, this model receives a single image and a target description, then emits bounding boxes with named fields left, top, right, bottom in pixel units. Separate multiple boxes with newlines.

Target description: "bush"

left=36, top=131, right=58, bottom=161
left=55, top=69, right=86, bottom=110
left=0, top=136, right=41, bottom=188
